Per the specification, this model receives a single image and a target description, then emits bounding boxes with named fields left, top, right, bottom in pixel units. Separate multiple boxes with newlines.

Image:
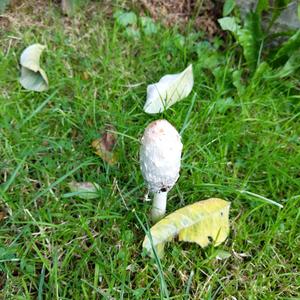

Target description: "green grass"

left=0, top=2, right=300, bottom=299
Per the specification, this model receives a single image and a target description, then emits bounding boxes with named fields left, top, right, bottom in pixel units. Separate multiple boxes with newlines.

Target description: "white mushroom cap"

left=140, top=119, right=183, bottom=194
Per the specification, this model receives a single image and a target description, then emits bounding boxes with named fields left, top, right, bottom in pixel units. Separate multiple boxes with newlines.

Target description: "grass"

left=0, top=2, right=300, bottom=299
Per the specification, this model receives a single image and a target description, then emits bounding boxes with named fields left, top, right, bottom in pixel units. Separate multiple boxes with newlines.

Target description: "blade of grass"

left=19, top=89, right=59, bottom=128
left=38, top=265, right=46, bottom=300
left=133, top=210, right=169, bottom=299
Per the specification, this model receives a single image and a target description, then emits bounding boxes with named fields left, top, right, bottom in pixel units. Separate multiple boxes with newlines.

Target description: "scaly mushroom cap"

left=140, top=119, right=183, bottom=193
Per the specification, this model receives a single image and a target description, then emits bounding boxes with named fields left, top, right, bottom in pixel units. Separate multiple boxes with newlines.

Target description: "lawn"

left=0, top=1, right=299, bottom=299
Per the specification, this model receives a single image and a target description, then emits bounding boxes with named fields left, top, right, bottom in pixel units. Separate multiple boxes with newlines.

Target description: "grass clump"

left=0, top=2, right=299, bottom=299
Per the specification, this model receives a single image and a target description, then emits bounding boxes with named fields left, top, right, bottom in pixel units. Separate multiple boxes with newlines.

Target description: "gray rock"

left=236, top=0, right=300, bottom=31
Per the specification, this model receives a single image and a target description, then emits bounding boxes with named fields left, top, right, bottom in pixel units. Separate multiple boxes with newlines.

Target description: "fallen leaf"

left=143, top=198, right=230, bottom=258
left=0, top=211, right=7, bottom=221
left=218, top=17, right=240, bottom=34
left=114, top=10, right=138, bottom=27
left=140, top=16, right=158, bottom=35
left=215, top=249, right=231, bottom=260
left=92, top=125, right=117, bottom=165
left=68, top=181, right=100, bottom=199
left=0, top=206, right=9, bottom=221
left=144, top=65, right=194, bottom=114
left=19, top=44, right=48, bottom=92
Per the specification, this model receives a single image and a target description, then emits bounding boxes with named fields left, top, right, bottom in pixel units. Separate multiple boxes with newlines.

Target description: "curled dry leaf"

left=144, top=64, right=194, bottom=114
left=92, top=125, right=117, bottom=165
left=68, top=181, right=100, bottom=199
left=143, top=198, right=230, bottom=258
left=19, top=44, right=49, bottom=92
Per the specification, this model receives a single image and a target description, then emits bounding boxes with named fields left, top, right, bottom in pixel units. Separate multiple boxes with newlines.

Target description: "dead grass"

left=1, top=0, right=224, bottom=38
left=0, top=0, right=56, bottom=29
left=139, top=0, right=224, bottom=37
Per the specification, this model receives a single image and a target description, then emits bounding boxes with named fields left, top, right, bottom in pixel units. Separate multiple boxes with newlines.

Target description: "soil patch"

left=139, top=0, right=224, bottom=38
left=1, top=0, right=224, bottom=38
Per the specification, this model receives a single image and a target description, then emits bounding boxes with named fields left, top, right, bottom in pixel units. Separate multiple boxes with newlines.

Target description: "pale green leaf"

left=276, top=51, right=300, bottom=78
left=223, top=0, right=236, bottom=16
left=114, top=11, right=137, bottom=27
left=274, top=29, right=300, bottom=63
left=19, top=44, right=48, bottom=92
left=0, top=0, right=10, bottom=13
left=68, top=182, right=100, bottom=199
left=140, top=17, right=158, bottom=35
left=215, top=249, right=231, bottom=260
left=144, top=65, right=194, bottom=114
left=143, top=198, right=230, bottom=258
left=218, top=17, right=240, bottom=34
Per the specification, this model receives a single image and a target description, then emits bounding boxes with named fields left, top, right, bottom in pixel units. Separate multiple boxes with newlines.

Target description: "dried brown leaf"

left=0, top=207, right=8, bottom=221
left=92, top=125, right=117, bottom=165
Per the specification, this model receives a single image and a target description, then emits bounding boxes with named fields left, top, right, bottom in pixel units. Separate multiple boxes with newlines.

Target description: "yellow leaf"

left=143, top=198, right=230, bottom=258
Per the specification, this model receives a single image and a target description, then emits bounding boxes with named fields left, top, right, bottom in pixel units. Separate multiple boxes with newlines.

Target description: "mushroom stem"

left=151, top=192, right=168, bottom=222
